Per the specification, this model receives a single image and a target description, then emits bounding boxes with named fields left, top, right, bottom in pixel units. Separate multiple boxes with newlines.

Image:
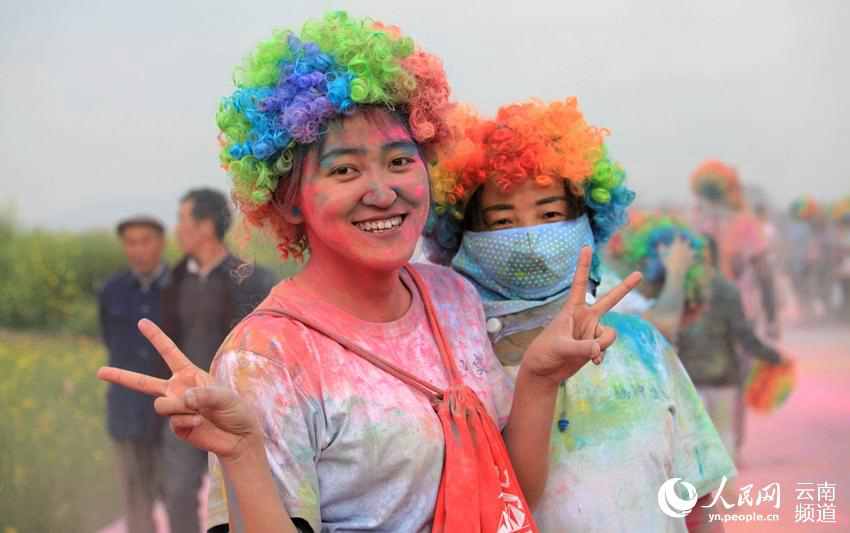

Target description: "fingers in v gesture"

left=568, top=246, right=642, bottom=352
left=96, top=319, right=208, bottom=400
left=96, top=320, right=258, bottom=458
left=526, top=247, right=642, bottom=383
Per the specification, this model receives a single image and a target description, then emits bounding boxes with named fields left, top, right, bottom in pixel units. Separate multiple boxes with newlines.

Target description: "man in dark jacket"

left=98, top=215, right=169, bottom=533
left=160, top=188, right=276, bottom=533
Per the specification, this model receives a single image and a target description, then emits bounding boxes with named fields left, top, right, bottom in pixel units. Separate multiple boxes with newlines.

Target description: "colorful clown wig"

left=425, top=98, right=635, bottom=263
left=789, top=195, right=820, bottom=221
left=216, top=11, right=451, bottom=259
left=689, top=160, right=744, bottom=210
left=614, top=213, right=707, bottom=305
left=832, top=195, right=850, bottom=224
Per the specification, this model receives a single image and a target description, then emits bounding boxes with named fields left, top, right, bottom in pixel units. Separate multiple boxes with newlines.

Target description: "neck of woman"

left=294, top=249, right=412, bottom=323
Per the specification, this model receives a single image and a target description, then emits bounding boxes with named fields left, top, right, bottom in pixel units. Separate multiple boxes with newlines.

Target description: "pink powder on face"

left=295, top=109, right=429, bottom=268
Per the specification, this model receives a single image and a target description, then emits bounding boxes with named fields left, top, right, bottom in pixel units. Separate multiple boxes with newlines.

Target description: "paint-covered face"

left=477, top=178, right=580, bottom=231
left=297, top=108, right=430, bottom=272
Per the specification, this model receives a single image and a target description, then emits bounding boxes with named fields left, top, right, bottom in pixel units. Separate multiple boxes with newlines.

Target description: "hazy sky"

left=2, top=0, right=848, bottom=230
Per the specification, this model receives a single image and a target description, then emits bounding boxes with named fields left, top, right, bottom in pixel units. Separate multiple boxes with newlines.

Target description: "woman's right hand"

left=97, top=319, right=262, bottom=461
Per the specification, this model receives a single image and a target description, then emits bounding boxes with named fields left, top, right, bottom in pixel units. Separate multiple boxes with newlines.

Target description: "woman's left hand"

left=522, top=246, right=642, bottom=386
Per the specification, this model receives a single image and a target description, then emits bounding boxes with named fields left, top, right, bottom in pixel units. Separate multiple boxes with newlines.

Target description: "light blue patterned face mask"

left=451, top=215, right=596, bottom=303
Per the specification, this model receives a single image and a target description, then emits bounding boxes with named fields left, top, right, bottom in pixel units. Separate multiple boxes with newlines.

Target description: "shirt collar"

left=187, top=252, right=230, bottom=280
left=132, top=263, right=167, bottom=292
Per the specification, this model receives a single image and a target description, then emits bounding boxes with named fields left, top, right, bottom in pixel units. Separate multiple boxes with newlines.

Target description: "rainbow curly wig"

left=425, top=98, right=635, bottom=265
left=613, top=213, right=707, bottom=305
left=216, top=11, right=451, bottom=259
left=832, top=196, right=850, bottom=224
left=690, top=160, right=744, bottom=210
left=789, top=195, right=820, bottom=221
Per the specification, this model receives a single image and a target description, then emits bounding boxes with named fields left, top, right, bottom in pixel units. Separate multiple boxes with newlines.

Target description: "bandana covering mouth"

left=451, top=215, right=597, bottom=317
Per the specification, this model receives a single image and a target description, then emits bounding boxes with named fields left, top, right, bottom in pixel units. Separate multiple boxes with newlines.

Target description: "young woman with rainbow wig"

left=96, top=12, right=641, bottom=533
left=425, top=99, right=735, bottom=532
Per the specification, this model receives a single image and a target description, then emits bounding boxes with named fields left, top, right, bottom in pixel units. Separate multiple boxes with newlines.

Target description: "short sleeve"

left=655, top=329, right=737, bottom=497
left=206, top=349, right=324, bottom=533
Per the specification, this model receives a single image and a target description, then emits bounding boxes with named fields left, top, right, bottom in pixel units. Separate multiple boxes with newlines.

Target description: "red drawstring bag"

left=251, top=265, right=538, bottom=533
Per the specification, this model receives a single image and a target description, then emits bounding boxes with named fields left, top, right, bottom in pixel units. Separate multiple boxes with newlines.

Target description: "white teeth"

left=355, top=215, right=404, bottom=233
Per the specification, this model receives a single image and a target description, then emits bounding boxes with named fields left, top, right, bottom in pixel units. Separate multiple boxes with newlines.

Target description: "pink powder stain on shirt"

left=206, top=265, right=516, bottom=531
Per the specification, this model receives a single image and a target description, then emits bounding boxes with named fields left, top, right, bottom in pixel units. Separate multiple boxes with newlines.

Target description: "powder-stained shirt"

left=205, top=264, right=514, bottom=533
left=534, top=312, right=736, bottom=532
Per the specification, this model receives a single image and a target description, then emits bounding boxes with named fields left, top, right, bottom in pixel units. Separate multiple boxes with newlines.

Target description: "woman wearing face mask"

left=97, top=13, right=641, bottom=533
left=425, top=100, right=736, bottom=532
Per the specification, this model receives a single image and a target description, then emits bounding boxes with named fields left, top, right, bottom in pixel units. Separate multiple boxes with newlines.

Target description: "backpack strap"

left=403, top=265, right=464, bottom=387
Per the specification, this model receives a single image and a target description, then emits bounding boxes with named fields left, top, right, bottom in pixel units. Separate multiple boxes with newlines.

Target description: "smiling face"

left=468, top=178, right=582, bottom=231
left=295, top=108, right=430, bottom=273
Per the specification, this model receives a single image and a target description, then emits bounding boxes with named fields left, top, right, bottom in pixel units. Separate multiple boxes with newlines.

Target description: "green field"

left=0, top=329, right=122, bottom=533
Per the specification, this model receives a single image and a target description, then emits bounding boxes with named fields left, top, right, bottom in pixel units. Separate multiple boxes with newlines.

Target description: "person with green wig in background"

left=611, top=213, right=787, bottom=466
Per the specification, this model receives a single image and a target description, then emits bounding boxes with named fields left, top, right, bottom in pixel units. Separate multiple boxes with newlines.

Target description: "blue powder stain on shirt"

left=696, top=445, right=705, bottom=477
left=600, top=312, right=662, bottom=377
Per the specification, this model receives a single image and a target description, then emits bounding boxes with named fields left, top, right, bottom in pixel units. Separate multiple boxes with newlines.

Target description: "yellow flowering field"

left=0, top=329, right=121, bottom=532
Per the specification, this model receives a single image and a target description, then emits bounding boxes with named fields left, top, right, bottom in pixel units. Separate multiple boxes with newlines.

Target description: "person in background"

left=605, top=213, right=703, bottom=343
left=98, top=215, right=169, bottom=533
left=690, top=161, right=780, bottom=340
left=785, top=195, right=821, bottom=322
left=677, top=235, right=786, bottom=463
left=833, top=196, right=850, bottom=322
left=160, top=188, right=276, bottom=533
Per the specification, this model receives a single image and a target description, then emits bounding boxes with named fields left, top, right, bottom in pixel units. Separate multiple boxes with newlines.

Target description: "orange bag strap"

left=403, top=265, right=464, bottom=386
left=247, top=265, right=458, bottom=404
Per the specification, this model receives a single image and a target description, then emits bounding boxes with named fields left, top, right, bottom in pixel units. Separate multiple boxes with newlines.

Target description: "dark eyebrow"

left=536, top=195, right=568, bottom=206
left=318, top=147, right=368, bottom=167
left=482, top=203, right=514, bottom=214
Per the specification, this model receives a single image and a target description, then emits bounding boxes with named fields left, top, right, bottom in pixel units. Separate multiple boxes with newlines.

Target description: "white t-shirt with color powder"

left=205, top=264, right=514, bottom=532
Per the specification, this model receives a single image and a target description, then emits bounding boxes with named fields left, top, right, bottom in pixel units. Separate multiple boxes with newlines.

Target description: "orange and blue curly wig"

left=689, top=159, right=744, bottom=210
left=424, top=98, right=635, bottom=265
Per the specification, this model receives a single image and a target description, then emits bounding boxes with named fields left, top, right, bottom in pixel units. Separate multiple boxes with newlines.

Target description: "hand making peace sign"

left=523, top=246, right=643, bottom=385
left=96, top=320, right=261, bottom=460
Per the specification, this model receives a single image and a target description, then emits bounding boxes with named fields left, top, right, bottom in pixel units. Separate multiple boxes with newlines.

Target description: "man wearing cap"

left=98, top=214, right=169, bottom=533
